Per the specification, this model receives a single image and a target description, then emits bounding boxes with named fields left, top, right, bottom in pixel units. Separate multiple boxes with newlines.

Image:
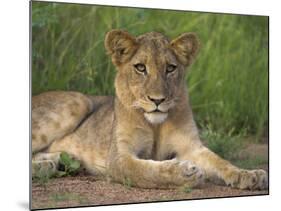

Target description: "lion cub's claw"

left=178, top=160, right=205, bottom=186
left=225, top=169, right=268, bottom=190
left=179, top=161, right=199, bottom=176
left=253, top=169, right=268, bottom=190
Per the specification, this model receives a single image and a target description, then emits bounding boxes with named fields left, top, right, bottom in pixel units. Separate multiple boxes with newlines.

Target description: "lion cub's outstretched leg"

left=108, top=153, right=205, bottom=189
left=164, top=124, right=268, bottom=190
left=185, top=146, right=268, bottom=190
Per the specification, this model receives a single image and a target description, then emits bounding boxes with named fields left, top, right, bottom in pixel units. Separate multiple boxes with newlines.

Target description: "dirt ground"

left=31, top=143, right=268, bottom=210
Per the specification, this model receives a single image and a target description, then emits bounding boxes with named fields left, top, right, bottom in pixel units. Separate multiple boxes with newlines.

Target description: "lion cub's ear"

left=170, top=32, right=200, bottom=66
left=104, top=29, right=138, bottom=66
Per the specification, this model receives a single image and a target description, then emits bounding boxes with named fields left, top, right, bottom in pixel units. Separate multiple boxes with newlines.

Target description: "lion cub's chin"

left=144, top=112, right=168, bottom=124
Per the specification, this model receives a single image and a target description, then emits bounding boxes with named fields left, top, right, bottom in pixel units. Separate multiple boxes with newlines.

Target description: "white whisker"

left=131, top=101, right=141, bottom=109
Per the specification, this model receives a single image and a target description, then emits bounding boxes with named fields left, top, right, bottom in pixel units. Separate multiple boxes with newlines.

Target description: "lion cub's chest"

left=133, top=129, right=173, bottom=161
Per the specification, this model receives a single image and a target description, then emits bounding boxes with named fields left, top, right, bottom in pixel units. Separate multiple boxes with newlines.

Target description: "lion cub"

left=32, top=30, right=268, bottom=190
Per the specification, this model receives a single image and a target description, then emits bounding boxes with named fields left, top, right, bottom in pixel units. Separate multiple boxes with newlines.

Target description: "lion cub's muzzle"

left=142, top=96, right=175, bottom=124
left=147, top=95, right=166, bottom=107
left=132, top=96, right=175, bottom=124
left=146, top=95, right=171, bottom=112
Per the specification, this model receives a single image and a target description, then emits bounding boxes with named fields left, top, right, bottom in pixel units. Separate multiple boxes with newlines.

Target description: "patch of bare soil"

left=32, top=176, right=268, bottom=210
left=240, top=143, right=268, bottom=159
left=31, top=143, right=269, bottom=210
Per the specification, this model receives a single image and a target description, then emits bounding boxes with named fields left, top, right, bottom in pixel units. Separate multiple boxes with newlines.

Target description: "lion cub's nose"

left=148, top=96, right=166, bottom=106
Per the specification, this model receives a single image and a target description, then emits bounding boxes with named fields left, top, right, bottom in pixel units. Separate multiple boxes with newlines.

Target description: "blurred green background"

left=32, top=2, right=268, bottom=145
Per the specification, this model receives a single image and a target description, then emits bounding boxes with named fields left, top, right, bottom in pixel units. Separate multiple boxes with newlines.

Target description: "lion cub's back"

left=32, top=91, right=94, bottom=152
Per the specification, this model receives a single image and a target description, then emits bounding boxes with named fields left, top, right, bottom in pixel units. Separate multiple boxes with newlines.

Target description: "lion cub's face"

left=105, top=30, right=199, bottom=124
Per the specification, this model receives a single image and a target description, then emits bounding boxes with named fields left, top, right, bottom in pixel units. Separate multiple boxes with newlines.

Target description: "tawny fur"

left=32, top=30, right=267, bottom=190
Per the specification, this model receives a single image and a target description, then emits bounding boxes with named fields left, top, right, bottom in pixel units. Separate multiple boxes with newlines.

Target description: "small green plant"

left=182, top=186, right=193, bottom=193
left=122, top=177, right=133, bottom=188
left=57, top=152, right=81, bottom=177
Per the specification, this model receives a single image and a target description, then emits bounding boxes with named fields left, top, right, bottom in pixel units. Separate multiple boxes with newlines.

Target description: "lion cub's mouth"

left=147, top=109, right=163, bottom=113
left=144, top=109, right=168, bottom=124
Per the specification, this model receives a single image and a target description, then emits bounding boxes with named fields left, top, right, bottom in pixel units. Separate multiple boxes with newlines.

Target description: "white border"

left=1, top=0, right=280, bottom=211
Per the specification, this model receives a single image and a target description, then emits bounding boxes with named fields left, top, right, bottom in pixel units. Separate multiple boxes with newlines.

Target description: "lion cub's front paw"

left=225, top=169, right=268, bottom=190
left=177, top=160, right=205, bottom=187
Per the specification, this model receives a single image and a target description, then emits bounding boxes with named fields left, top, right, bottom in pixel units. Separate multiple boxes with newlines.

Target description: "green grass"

left=122, top=177, right=133, bottom=189
left=32, top=167, right=53, bottom=189
left=234, top=155, right=268, bottom=169
left=181, top=186, right=193, bottom=194
left=32, top=2, right=268, bottom=141
left=50, top=192, right=89, bottom=205
left=201, top=125, right=268, bottom=168
left=32, top=161, right=56, bottom=188
left=200, top=124, right=246, bottom=161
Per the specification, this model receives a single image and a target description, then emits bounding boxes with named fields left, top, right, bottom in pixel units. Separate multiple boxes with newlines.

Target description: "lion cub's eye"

left=166, top=64, right=177, bottom=74
left=134, top=63, right=147, bottom=75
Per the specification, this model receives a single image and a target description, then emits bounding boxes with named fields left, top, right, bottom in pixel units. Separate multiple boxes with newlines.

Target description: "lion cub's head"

left=105, top=30, right=199, bottom=124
